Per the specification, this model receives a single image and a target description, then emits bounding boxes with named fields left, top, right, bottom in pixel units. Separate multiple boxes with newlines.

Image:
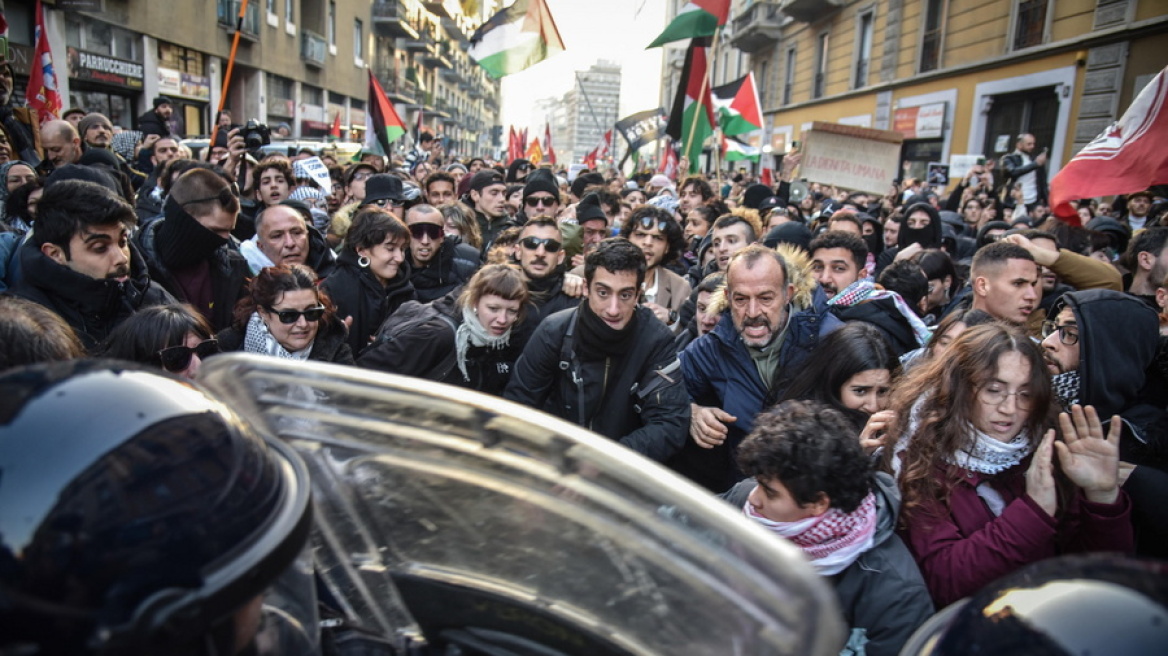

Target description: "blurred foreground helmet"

left=903, top=554, right=1168, bottom=655
left=0, top=360, right=314, bottom=655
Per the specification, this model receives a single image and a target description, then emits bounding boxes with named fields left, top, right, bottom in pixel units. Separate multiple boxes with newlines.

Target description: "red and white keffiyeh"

left=745, top=491, right=878, bottom=575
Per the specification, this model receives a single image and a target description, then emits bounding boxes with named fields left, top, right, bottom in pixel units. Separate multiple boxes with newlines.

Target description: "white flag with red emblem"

left=1051, top=65, right=1168, bottom=225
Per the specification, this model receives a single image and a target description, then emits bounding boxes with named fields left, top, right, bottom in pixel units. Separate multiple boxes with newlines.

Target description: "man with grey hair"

left=671, top=244, right=842, bottom=491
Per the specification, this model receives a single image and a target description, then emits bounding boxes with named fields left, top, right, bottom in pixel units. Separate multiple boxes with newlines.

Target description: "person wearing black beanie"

left=519, top=168, right=562, bottom=222
left=743, top=183, right=774, bottom=210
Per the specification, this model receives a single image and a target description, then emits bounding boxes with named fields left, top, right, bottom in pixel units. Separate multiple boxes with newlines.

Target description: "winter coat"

left=1001, top=151, right=1048, bottom=205
left=136, top=109, right=171, bottom=138
left=357, top=292, right=527, bottom=394
left=216, top=314, right=355, bottom=365
left=136, top=217, right=251, bottom=332
left=10, top=238, right=176, bottom=351
left=669, top=307, right=842, bottom=492
left=900, top=458, right=1134, bottom=608
left=831, top=297, right=919, bottom=357
left=474, top=208, right=520, bottom=259
left=503, top=305, right=690, bottom=462
left=320, top=249, right=416, bottom=356
left=410, top=240, right=481, bottom=302
left=724, top=473, right=933, bottom=656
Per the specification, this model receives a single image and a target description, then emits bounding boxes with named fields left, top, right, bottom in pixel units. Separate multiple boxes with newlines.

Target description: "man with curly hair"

left=725, top=400, right=933, bottom=656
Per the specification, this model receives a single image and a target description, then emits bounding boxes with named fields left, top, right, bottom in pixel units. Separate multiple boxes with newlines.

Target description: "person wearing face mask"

left=358, top=264, right=529, bottom=394
left=883, top=323, right=1133, bottom=608
left=218, top=263, right=353, bottom=364
left=321, top=206, right=416, bottom=355
left=875, top=202, right=942, bottom=276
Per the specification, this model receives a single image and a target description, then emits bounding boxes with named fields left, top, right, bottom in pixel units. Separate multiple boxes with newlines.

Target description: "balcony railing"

left=730, top=2, right=783, bottom=54
left=372, top=0, right=419, bottom=40
left=301, top=30, right=327, bottom=67
left=217, top=0, right=260, bottom=36
left=780, top=0, right=844, bottom=23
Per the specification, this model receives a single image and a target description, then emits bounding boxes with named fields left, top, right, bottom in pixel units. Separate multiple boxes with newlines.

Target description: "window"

left=286, top=0, right=294, bottom=20
left=328, top=1, right=336, bottom=46
left=814, top=32, right=829, bottom=99
left=920, top=0, right=946, bottom=73
left=302, top=85, right=323, bottom=106
left=158, top=43, right=205, bottom=75
left=1013, top=0, right=1049, bottom=50
left=354, top=19, right=364, bottom=63
left=758, top=61, right=769, bottom=108
left=65, top=17, right=137, bottom=59
left=267, top=0, right=276, bottom=14
left=853, top=11, right=874, bottom=89
left=783, top=47, right=796, bottom=105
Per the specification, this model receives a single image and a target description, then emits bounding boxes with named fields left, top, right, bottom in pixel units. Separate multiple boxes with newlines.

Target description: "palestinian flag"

left=647, top=0, right=730, bottom=49
left=665, top=38, right=715, bottom=174
left=723, top=136, right=760, bottom=162
left=712, top=73, right=763, bottom=137
left=368, top=70, right=406, bottom=154
left=469, top=0, right=565, bottom=79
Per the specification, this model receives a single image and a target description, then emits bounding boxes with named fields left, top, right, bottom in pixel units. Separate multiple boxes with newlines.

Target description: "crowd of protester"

left=3, top=80, right=1168, bottom=655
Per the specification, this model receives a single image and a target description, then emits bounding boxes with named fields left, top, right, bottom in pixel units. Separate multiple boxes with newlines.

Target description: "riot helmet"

left=0, top=360, right=315, bottom=655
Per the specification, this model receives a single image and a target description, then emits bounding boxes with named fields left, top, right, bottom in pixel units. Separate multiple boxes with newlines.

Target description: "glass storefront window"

left=69, top=90, right=133, bottom=129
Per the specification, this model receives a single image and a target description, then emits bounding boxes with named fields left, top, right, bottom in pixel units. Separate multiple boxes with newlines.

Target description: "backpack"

left=358, top=300, right=459, bottom=377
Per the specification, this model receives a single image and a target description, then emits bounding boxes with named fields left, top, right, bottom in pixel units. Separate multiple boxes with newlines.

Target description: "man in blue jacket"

left=669, top=244, right=841, bottom=491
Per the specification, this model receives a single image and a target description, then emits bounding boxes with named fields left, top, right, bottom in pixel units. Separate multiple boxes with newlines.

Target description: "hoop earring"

left=358, top=255, right=370, bottom=268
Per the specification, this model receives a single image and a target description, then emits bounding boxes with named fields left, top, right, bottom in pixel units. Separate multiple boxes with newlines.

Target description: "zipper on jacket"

left=589, top=358, right=612, bottom=430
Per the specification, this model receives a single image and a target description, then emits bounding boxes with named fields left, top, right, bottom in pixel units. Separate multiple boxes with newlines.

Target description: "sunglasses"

left=158, top=339, right=219, bottom=373
left=637, top=215, right=670, bottom=232
left=519, top=236, right=562, bottom=253
left=409, top=222, right=444, bottom=240
left=266, top=305, right=326, bottom=324
left=518, top=163, right=533, bottom=171
left=525, top=195, right=558, bottom=208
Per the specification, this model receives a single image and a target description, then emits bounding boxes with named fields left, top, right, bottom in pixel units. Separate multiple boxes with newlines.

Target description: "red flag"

left=543, top=122, right=556, bottom=166
left=520, top=127, right=529, bottom=156
left=599, top=129, right=612, bottom=161
left=329, top=111, right=342, bottom=140
left=659, top=141, right=678, bottom=179
left=508, top=126, right=522, bottom=161
left=759, top=166, right=773, bottom=188
left=27, top=0, right=63, bottom=123
left=1051, top=65, right=1168, bottom=226
left=582, top=146, right=598, bottom=170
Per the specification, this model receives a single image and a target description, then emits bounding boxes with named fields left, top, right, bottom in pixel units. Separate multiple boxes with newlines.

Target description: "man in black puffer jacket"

left=11, top=180, right=174, bottom=351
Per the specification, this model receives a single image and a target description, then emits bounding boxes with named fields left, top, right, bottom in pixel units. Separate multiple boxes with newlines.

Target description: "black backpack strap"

left=557, top=312, right=587, bottom=426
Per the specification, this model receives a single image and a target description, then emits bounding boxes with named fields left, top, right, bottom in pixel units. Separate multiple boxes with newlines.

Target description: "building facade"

left=1, top=0, right=500, bottom=158
left=718, top=0, right=1166, bottom=181
left=563, top=60, right=621, bottom=163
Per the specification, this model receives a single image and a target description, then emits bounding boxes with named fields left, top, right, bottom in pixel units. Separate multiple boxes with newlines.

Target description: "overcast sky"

left=498, top=0, right=669, bottom=130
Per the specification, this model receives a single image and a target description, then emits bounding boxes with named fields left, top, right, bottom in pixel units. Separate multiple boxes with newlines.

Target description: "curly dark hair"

left=737, top=400, right=873, bottom=513
left=620, top=205, right=687, bottom=266
left=881, top=323, right=1054, bottom=521
left=810, top=230, right=868, bottom=270
left=585, top=237, right=647, bottom=288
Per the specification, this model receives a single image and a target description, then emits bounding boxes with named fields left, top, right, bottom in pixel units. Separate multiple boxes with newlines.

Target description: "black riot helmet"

left=903, top=554, right=1168, bottom=655
left=0, top=360, right=313, bottom=655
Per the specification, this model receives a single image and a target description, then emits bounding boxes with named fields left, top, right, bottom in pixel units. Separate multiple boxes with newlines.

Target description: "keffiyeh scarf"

left=828, top=280, right=933, bottom=346
left=745, top=492, right=878, bottom=576
left=243, top=313, right=313, bottom=360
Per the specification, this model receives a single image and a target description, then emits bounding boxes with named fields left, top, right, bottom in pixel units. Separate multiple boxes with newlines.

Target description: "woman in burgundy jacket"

left=882, top=323, right=1133, bottom=607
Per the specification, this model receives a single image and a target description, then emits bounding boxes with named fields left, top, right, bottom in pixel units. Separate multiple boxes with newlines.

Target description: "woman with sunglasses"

left=882, top=323, right=1132, bottom=608
left=101, top=303, right=218, bottom=379
left=358, top=264, right=529, bottom=394
left=219, top=264, right=355, bottom=364
left=321, top=207, right=416, bottom=356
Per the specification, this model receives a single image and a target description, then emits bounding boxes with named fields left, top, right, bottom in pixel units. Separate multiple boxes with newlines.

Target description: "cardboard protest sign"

left=800, top=122, right=904, bottom=195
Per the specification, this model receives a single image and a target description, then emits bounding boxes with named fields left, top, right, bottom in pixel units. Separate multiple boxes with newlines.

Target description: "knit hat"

left=469, top=169, right=505, bottom=193
left=362, top=174, right=406, bottom=206
left=153, top=96, right=174, bottom=109
left=523, top=168, right=560, bottom=200
left=571, top=172, right=604, bottom=200
left=45, top=164, right=120, bottom=195
left=576, top=192, right=608, bottom=225
left=77, top=147, right=121, bottom=170
left=743, top=183, right=774, bottom=210
left=77, top=113, right=114, bottom=139
left=764, top=222, right=812, bottom=252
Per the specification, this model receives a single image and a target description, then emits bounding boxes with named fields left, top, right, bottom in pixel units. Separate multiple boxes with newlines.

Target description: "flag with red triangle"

left=27, top=0, right=63, bottom=123
left=647, top=0, right=731, bottom=49
left=329, top=111, right=342, bottom=140
left=665, top=38, right=714, bottom=174
left=711, top=72, right=763, bottom=137
left=367, top=70, right=406, bottom=155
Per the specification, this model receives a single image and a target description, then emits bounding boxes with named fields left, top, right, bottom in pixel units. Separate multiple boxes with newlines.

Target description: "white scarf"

left=454, top=305, right=511, bottom=382
left=243, top=312, right=313, bottom=361
left=891, top=397, right=1032, bottom=476
left=744, top=492, right=878, bottom=576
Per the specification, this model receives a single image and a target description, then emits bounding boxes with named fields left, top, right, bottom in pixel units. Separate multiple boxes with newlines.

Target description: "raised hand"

left=859, top=409, right=895, bottom=455
left=1026, top=429, right=1058, bottom=517
left=1056, top=405, right=1121, bottom=505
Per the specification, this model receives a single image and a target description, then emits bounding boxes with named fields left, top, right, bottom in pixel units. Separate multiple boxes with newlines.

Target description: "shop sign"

left=57, top=0, right=104, bottom=10
left=68, top=48, right=144, bottom=89
left=180, top=73, right=211, bottom=101
left=893, top=102, right=946, bottom=139
left=6, top=43, right=33, bottom=76
left=801, top=121, right=904, bottom=195
left=158, top=68, right=182, bottom=96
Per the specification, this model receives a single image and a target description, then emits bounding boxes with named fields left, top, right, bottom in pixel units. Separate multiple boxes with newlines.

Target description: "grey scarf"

left=455, top=304, right=511, bottom=382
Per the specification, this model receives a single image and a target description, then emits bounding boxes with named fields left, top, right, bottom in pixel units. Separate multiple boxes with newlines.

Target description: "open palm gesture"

left=1056, top=405, right=1121, bottom=505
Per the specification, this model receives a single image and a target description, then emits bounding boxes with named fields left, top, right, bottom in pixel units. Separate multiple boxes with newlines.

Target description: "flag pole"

left=217, top=0, right=250, bottom=116
left=683, top=29, right=719, bottom=176
left=710, top=33, right=724, bottom=190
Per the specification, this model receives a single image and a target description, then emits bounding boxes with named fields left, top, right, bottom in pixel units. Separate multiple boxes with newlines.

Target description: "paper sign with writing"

left=800, top=122, right=904, bottom=195
left=300, top=157, right=332, bottom=195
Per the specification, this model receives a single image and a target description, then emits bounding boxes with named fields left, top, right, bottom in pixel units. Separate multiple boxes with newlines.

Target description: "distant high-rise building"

left=564, top=61, right=621, bottom=163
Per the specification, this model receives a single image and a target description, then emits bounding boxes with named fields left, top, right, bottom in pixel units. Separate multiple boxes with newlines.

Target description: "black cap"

left=758, top=196, right=784, bottom=213
left=153, top=96, right=174, bottom=108
left=469, top=169, right=505, bottom=193
left=523, top=168, right=560, bottom=200
left=362, top=174, right=405, bottom=206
